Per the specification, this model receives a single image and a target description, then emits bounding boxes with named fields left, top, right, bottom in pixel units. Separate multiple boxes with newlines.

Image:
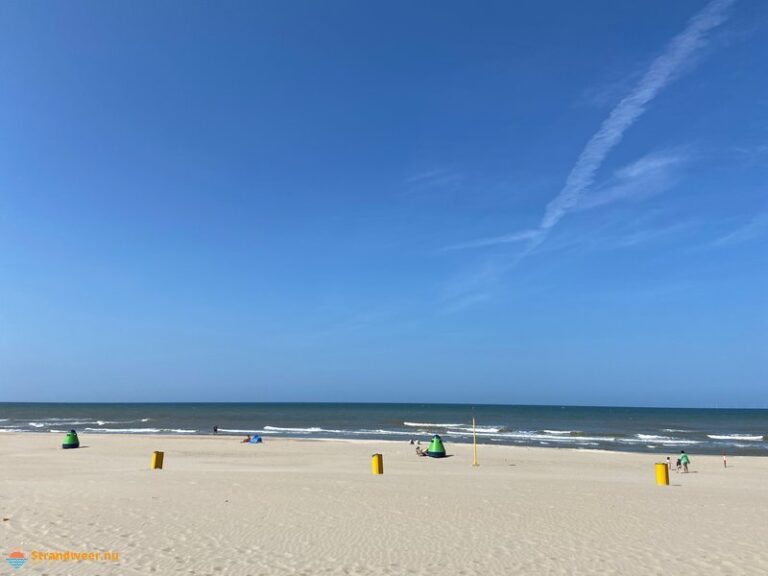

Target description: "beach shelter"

left=62, top=429, right=80, bottom=449
left=426, top=434, right=446, bottom=458
left=249, top=435, right=262, bottom=444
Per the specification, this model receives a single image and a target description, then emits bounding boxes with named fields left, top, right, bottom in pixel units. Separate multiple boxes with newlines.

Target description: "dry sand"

left=1, top=433, right=767, bottom=575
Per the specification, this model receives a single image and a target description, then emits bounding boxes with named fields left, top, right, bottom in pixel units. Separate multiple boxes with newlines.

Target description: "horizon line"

left=0, top=400, right=765, bottom=410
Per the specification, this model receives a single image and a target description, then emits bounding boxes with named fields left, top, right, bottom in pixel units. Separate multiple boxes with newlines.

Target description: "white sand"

left=1, top=433, right=767, bottom=575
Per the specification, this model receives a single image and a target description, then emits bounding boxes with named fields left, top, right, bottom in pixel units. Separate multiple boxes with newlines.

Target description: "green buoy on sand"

left=426, top=434, right=446, bottom=458
left=62, top=430, right=80, bottom=449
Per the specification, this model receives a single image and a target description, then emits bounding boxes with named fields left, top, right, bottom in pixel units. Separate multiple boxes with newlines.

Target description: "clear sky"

left=1, top=1, right=766, bottom=406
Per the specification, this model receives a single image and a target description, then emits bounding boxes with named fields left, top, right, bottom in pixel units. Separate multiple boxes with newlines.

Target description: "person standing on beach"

left=680, top=450, right=690, bottom=473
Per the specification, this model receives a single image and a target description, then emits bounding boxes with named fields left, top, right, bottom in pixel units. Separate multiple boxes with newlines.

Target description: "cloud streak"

left=576, top=149, right=689, bottom=211
left=540, top=0, right=735, bottom=232
left=438, top=0, right=736, bottom=312
left=709, top=213, right=768, bottom=247
left=456, top=0, right=736, bottom=253
left=442, top=229, right=540, bottom=251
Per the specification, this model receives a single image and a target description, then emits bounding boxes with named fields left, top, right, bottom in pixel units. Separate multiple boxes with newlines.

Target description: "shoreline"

left=2, top=430, right=767, bottom=458
left=0, top=430, right=768, bottom=465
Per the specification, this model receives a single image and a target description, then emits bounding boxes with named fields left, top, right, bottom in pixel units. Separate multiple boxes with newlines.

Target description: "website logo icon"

left=6, top=549, right=27, bottom=570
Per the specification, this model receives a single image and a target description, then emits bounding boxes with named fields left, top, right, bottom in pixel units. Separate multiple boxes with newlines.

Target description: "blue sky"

left=1, top=0, right=766, bottom=406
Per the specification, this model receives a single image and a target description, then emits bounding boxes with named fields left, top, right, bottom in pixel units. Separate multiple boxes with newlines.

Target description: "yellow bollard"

left=151, top=451, right=164, bottom=470
left=371, top=453, right=383, bottom=475
left=655, top=462, right=669, bottom=486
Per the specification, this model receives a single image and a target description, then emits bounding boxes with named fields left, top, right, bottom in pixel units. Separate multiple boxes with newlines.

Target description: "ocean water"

left=0, top=403, right=766, bottom=456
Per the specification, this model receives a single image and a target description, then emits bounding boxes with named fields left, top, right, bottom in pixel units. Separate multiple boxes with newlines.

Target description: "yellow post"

left=472, top=416, right=479, bottom=467
left=655, top=462, right=669, bottom=486
left=371, top=453, right=383, bottom=475
left=151, top=451, right=164, bottom=470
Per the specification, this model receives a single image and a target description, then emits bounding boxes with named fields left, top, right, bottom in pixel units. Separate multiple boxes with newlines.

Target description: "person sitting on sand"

left=242, top=435, right=251, bottom=443
left=415, top=446, right=427, bottom=457
left=680, top=450, right=690, bottom=473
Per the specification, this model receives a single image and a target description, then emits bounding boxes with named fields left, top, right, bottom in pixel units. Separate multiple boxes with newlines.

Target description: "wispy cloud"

left=539, top=0, right=734, bottom=234
left=439, top=291, right=492, bottom=314
left=403, top=168, right=464, bottom=197
left=576, top=149, right=689, bottom=211
left=610, top=220, right=697, bottom=249
left=452, top=0, right=736, bottom=253
left=442, top=149, right=690, bottom=253
left=730, top=143, right=768, bottom=166
left=439, top=216, right=698, bottom=312
left=709, top=213, right=768, bottom=247
left=578, top=71, right=642, bottom=109
left=438, top=256, right=509, bottom=313
left=442, top=229, right=540, bottom=251
left=437, top=0, right=736, bottom=312
left=529, top=213, right=699, bottom=256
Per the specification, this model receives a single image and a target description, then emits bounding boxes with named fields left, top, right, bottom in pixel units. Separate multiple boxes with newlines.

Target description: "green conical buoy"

left=426, top=434, right=446, bottom=458
left=62, top=430, right=80, bottom=449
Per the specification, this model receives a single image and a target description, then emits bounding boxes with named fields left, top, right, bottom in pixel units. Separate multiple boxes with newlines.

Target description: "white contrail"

left=539, top=0, right=736, bottom=235
left=453, top=0, right=736, bottom=253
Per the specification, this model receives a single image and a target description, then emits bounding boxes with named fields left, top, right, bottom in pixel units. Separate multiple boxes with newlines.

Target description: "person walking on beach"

left=679, top=450, right=690, bottom=473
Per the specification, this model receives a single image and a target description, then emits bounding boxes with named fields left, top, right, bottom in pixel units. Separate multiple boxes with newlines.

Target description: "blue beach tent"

left=249, top=435, right=262, bottom=444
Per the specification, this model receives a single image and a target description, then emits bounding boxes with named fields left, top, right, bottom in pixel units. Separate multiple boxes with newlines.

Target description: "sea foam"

left=83, top=427, right=195, bottom=434
left=707, top=434, right=764, bottom=441
left=404, top=421, right=465, bottom=428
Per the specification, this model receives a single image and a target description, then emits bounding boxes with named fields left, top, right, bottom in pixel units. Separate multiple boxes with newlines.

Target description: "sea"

left=1, top=403, right=766, bottom=456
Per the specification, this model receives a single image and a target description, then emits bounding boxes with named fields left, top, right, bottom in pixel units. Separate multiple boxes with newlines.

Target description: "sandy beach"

left=1, top=433, right=767, bottom=575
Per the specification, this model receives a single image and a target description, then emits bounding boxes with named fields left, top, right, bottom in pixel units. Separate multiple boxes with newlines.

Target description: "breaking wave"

left=403, top=421, right=465, bottom=428
left=707, top=434, right=763, bottom=441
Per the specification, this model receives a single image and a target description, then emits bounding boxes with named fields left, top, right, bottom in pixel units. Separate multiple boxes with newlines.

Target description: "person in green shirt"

left=679, top=450, right=691, bottom=473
